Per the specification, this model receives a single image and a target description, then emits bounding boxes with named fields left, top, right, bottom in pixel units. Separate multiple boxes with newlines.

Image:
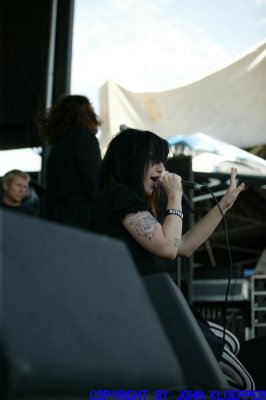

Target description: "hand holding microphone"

left=159, top=171, right=204, bottom=192
left=159, top=171, right=183, bottom=198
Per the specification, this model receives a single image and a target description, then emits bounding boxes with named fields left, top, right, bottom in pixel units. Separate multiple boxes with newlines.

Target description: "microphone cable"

left=202, top=184, right=233, bottom=348
left=160, top=174, right=233, bottom=347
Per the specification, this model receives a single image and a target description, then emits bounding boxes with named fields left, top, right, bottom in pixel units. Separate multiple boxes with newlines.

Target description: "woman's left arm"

left=178, top=168, right=245, bottom=257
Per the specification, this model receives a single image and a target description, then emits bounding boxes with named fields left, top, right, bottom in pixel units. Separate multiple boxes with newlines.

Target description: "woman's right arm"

left=122, top=172, right=184, bottom=259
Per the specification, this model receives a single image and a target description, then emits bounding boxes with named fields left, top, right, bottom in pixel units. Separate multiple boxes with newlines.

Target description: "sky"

left=71, top=0, right=266, bottom=112
left=1, top=0, right=266, bottom=175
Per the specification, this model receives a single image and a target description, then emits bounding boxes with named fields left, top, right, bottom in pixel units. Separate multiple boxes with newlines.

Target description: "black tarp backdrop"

left=0, top=0, right=74, bottom=151
left=0, top=1, right=50, bottom=149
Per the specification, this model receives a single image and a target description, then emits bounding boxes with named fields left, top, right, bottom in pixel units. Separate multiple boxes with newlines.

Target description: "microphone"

left=120, top=124, right=128, bottom=131
left=152, top=176, right=204, bottom=191
left=182, top=180, right=204, bottom=191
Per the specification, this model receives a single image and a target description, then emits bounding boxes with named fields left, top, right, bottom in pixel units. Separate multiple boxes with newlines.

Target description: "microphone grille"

left=119, top=124, right=128, bottom=131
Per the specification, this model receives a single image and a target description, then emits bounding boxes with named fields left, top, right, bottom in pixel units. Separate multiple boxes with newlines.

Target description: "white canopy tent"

left=99, top=40, right=266, bottom=153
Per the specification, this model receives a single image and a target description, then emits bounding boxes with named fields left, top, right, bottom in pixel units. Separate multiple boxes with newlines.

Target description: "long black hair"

left=100, top=128, right=169, bottom=204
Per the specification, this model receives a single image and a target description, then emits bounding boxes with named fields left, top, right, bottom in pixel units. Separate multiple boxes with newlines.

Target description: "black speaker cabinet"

left=0, top=210, right=184, bottom=397
left=143, top=273, right=229, bottom=390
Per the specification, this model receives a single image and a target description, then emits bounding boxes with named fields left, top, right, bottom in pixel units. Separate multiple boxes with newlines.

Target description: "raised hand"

left=219, top=168, right=245, bottom=213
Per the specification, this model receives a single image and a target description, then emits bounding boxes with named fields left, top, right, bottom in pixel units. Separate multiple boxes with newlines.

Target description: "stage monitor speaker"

left=143, top=273, right=229, bottom=390
left=166, top=155, right=193, bottom=179
left=0, top=210, right=184, bottom=397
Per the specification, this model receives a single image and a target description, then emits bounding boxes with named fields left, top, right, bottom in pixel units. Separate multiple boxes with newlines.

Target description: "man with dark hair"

left=0, top=170, right=37, bottom=216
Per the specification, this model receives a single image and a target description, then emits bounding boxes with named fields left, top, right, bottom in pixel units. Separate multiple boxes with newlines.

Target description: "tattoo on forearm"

left=128, top=213, right=158, bottom=240
left=174, top=238, right=181, bottom=248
